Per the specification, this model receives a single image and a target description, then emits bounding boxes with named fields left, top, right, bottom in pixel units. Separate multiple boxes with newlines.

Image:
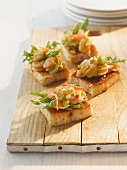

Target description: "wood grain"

left=44, top=121, right=81, bottom=145
left=7, top=26, right=127, bottom=152
left=82, top=88, right=118, bottom=144
left=7, top=68, right=47, bottom=145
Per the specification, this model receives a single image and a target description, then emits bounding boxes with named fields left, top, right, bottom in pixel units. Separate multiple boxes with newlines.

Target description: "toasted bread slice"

left=71, top=71, right=120, bottom=97
left=41, top=102, right=93, bottom=126
left=32, top=62, right=69, bottom=85
left=61, top=45, right=91, bottom=64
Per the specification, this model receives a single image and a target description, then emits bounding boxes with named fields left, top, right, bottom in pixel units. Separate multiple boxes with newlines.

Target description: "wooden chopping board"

left=7, top=26, right=127, bottom=152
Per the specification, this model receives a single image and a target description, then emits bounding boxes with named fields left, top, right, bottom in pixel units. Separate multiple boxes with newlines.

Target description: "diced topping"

left=47, top=92, right=60, bottom=110
left=43, top=57, right=55, bottom=69
left=74, top=93, right=79, bottom=98
left=23, top=42, right=63, bottom=75
left=62, top=19, right=98, bottom=59
left=30, top=84, right=87, bottom=110
left=76, top=56, right=127, bottom=78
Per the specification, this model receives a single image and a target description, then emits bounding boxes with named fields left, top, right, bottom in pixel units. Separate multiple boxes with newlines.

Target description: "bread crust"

left=32, top=61, right=69, bottom=85
left=41, top=102, right=93, bottom=126
left=71, top=71, right=120, bottom=96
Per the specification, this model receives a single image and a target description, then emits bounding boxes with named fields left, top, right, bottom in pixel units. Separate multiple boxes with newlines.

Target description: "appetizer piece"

left=23, top=42, right=69, bottom=85
left=61, top=18, right=98, bottom=64
left=71, top=56, right=127, bottom=96
left=30, top=83, right=93, bottom=126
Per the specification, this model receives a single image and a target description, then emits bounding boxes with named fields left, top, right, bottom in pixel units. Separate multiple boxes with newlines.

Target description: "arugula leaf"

left=52, top=41, right=59, bottom=47
left=46, top=49, right=59, bottom=57
left=82, top=18, right=89, bottom=31
left=31, top=45, right=38, bottom=53
left=105, top=56, right=127, bottom=64
left=23, top=45, right=38, bottom=63
left=23, top=50, right=33, bottom=63
left=72, top=21, right=82, bottom=34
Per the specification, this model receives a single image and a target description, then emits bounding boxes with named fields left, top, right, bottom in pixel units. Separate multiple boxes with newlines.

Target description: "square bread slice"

left=41, top=102, right=93, bottom=126
left=32, top=62, right=69, bottom=85
left=71, top=71, right=120, bottom=97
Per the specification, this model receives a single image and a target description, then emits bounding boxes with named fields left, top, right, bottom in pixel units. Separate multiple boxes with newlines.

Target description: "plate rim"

left=67, top=0, right=127, bottom=12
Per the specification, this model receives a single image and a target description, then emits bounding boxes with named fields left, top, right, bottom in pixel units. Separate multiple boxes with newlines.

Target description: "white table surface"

left=0, top=0, right=127, bottom=169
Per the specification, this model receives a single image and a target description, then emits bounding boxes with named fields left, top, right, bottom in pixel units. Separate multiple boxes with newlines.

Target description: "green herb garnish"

left=46, top=49, right=59, bottom=57
left=46, top=41, right=59, bottom=49
left=71, top=18, right=89, bottom=34
left=30, top=100, right=41, bottom=105
left=63, top=40, right=79, bottom=47
left=72, top=103, right=81, bottom=109
left=97, top=56, right=106, bottom=65
left=72, top=21, right=82, bottom=34
left=30, top=92, right=47, bottom=97
left=49, top=65, right=59, bottom=75
left=30, top=92, right=52, bottom=107
left=82, top=18, right=89, bottom=31
left=60, top=94, right=65, bottom=101
left=39, top=97, right=52, bottom=103
left=66, top=103, right=83, bottom=110
left=105, top=56, right=127, bottom=64
left=66, top=107, right=72, bottom=110
left=23, top=45, right=38, bottom=63
left=75, top=84, right=80, bottom=86
left=43, top=103, right=52, bottom=109
left=31, top=45, right=38, bottom=53
left=61, top=100, right=67, bottom=107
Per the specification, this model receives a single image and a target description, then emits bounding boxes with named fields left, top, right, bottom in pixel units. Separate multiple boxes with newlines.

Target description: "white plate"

left=67, top=0, right=127, bottom=12
left=63, top=7, right=127, bottom=26
left=65, top=1, right=127, bottom=18
left=64, top=7, right=127, bottom=24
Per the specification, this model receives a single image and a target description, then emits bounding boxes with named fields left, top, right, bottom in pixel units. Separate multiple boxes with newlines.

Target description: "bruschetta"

left=61, top=19, right=98, bottom=64
left=71, top=56, right=126, bottom=96
left=30, top=83, right=93, bottom=126
left=23, top=42, right=69, bottom=85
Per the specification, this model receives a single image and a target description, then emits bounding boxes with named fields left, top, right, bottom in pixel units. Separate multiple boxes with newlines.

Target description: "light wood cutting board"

left=7, top=26, right=127, bottom=152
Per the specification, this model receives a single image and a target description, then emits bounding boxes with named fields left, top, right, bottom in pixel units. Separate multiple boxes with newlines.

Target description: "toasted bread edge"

left=71, top=71, right=120, bottom=96
left=41, top=102, right=93, bottom=126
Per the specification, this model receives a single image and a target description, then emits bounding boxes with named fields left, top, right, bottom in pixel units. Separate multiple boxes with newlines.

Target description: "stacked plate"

left=63, top=0, right=127, bottom=25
